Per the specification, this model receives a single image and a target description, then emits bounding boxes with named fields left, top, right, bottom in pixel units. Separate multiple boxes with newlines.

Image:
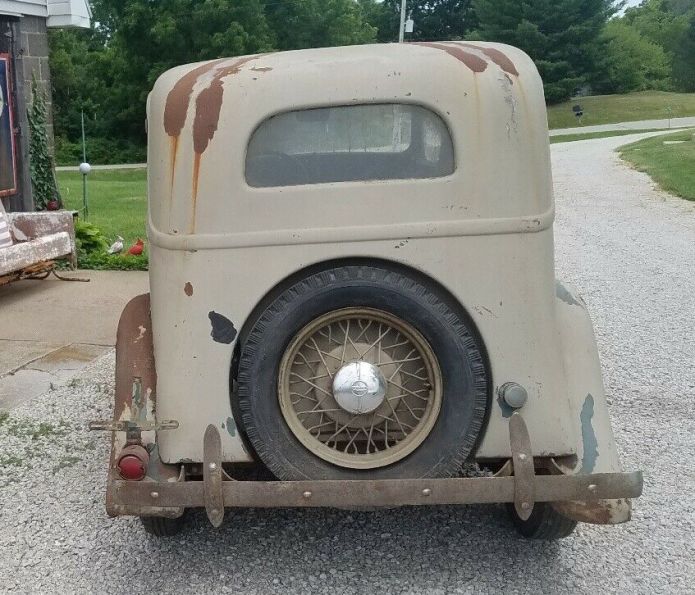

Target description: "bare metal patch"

left=556, top=282, right=584, bottom=307
left=579, top=394, right=599, bottom=474
left=208, top=311, right=237, bottom=344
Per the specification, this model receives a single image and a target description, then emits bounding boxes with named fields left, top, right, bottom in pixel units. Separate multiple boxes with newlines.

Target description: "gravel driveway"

left=1, top=133, right=694, bottom=594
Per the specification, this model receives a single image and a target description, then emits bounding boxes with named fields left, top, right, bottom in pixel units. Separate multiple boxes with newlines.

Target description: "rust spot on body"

left=192, top=56, right=257, bottom=155
left=184, top=282, right=193, bottom=296
left=413, top=42, right=487, bottom=73
left=460, top=44, right=519, bottom=76
left=163, top=60, right=225, bottom=138
left=191, top=153, right=201, bottom=233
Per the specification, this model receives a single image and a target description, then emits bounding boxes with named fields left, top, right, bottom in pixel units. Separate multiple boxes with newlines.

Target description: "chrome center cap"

left=332, top=361, right=387, bottom=415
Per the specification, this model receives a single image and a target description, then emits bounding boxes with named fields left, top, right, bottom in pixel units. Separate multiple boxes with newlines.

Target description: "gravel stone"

left=1, top=133, right=694, bottom=593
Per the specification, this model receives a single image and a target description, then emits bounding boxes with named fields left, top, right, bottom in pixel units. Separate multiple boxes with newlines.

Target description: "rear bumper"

left=103, top=418, right=642, bottom=527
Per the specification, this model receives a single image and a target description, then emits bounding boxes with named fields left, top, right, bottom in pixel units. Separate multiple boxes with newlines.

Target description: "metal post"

left=81, top=110, right=88, bottom=219
left=398, top=0, right=407, bottom=43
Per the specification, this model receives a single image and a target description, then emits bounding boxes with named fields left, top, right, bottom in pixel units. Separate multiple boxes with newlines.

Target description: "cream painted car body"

left=146, top=42, right=623, bottom=485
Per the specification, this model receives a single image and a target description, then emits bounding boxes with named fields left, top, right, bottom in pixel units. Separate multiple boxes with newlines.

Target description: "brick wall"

left=0, top=14, right=53, bottom=212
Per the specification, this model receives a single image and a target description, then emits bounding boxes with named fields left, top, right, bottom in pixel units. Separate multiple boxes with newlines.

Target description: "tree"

left=672, top=11, right=695, bottom=91
left=372, top=0, right=477, bottom=42
left=593, top=20, right=671, bottom=93
left=471, top=0, right=617, bottom=103
left=265, top=0, right=376, bottom=50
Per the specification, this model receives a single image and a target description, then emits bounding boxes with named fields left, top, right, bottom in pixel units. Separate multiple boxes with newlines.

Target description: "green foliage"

left=619, top=0, right=695, bottom=92
left=56, top=168, right=148, bottom=270
left=365, top=0, right=476, bottom=42
left=266, top=0, right=376, bottom=50
left=54, top=136, right=146, bottom=166
left=593, top=20, right=671, bottom=94
left=77, top=251, right=148, bottom=271
left=471, top=0, right=616, bottom=103
left=620, top=129, right=695, bottom=200
left=27, top=78, right=62, bottom=210
left=672, top=11, right=695, bottom=91
left=74, top=220, right=109, bottom=254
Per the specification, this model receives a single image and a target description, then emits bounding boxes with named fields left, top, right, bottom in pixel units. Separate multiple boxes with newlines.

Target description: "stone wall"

left=0, top=14, right=52, bottom=212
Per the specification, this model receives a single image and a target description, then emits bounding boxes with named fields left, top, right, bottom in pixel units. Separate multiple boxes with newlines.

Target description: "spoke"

left=398, top=396, right=425, bottom=421
left=352, top=320, right=373, bottom=344
left=307, top=419, right=336, bottom=434
left=387, top=348, right=418, bottom=381
left=358, top=325, right=392, bottom=360
left=324, top=415, right=361, bottom=445
left=340, top=320, right=350, bottom=366
left=388, top=379, right=430, bottom=401
left=309, top=337, right=334, bottom=379
left=289, top=373, right=332, bottom=397
left=343, top=427, right=361, bottom=453
left=297, top=407, right=343, bottom=416
left=304, top=342, right=343, bottom=362
left=289, top=372, right=330, bottom=384
left=377, top=356, right=422, bottom=366
left=399, top=368, right=428, bottom=382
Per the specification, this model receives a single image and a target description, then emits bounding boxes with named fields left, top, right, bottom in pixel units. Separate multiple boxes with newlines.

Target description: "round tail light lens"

left=117, top=445, right=149, bottom=480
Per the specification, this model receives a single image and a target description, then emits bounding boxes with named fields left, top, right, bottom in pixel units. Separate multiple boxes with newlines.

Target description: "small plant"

left=74, top=220, right=108, bottom=254
left=27, top=76, right=62, bottom=211
left=78, top=251, right=148, bottom=271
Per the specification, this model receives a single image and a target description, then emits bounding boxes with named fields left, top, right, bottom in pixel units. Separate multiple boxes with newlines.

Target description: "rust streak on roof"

left=164, top=59, right=225, bottom=138
left=192, top=55, right=258, bottom=155
left=461, top=43, right=519, bottom=76
left=190, top=152, right=201, bottom=233
left=413, top=42, right=487, bottom=73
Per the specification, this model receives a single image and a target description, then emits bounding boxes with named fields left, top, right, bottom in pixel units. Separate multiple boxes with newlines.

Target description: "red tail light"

left=117, top=445, right=150, bottom=480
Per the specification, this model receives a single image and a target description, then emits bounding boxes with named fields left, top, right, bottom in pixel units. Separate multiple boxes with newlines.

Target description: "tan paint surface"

left=144, top=42, right=624, bottom=469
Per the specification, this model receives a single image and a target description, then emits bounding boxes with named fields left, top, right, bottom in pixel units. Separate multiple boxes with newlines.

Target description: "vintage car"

left=91, top=41, right=642, bottom=538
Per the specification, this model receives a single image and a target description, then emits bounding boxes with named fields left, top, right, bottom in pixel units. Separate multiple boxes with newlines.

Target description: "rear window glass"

left=245, top=104, right=454, bottom=187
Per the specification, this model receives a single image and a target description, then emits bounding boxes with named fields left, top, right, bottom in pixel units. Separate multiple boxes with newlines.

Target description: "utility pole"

left=398, top=0, right=407, bottom=42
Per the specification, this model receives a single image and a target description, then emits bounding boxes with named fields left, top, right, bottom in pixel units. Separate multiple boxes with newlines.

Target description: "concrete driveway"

left=0, top=270, right=148, bottom=409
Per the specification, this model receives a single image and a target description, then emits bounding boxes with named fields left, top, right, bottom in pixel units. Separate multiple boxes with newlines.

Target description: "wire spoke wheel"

left=278, top=307, right=442, bottom=469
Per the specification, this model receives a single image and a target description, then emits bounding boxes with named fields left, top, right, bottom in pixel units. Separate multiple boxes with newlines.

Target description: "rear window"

left=245, top=104, right=454, bottom=187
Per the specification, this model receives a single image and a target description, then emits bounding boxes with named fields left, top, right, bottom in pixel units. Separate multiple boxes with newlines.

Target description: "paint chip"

left=184, top=282, right=193, bottom=296
left=208, top=311, right=237, bottom=344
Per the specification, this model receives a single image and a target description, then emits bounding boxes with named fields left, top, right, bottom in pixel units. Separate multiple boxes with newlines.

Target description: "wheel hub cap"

left=332, top=361, right=387, bottom=414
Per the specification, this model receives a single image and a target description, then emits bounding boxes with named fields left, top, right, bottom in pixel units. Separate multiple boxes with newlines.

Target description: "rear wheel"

left=236, top=264, right=490, bottom=480
left=506, top=503, right=578, bottom=539
left=140, top=514, right=185, bottom=537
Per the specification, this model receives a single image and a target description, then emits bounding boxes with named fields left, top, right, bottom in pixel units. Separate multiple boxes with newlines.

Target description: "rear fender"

left=106, top=293, right=183, bottom=518
left=553, top=281, right=631, bottom=524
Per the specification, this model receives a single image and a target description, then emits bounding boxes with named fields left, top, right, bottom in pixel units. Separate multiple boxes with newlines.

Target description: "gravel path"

left=1, top=133, right=694, bottom=594
left=548, top=115, right=695, bottom=136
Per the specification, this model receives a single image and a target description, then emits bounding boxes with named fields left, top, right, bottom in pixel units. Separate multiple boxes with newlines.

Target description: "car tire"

left=506, top=503, right=578, bottom=539
left=140, top=514, right=185, bottom=537
left=236, top=264, right=490, bottom=480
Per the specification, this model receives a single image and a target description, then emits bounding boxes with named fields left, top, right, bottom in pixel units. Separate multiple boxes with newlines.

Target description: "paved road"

left=549, top=115, right=695, bottom=136
left=1, top=133, right=694, bottom=593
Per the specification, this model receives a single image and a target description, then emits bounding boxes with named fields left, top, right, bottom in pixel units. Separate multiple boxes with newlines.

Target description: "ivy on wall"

left=27, top=77, right=61, bottom=211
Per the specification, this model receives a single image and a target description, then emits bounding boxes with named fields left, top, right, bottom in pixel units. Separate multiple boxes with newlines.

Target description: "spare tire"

left=236, top=264, right=489, bottom=480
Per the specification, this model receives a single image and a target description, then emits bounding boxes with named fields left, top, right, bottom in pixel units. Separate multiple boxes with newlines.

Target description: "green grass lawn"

left=57, top=168, right=147, bottom=248
left=547, top=91, right=695, bottom=129
left=619, top=129, right=695, bottom=201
